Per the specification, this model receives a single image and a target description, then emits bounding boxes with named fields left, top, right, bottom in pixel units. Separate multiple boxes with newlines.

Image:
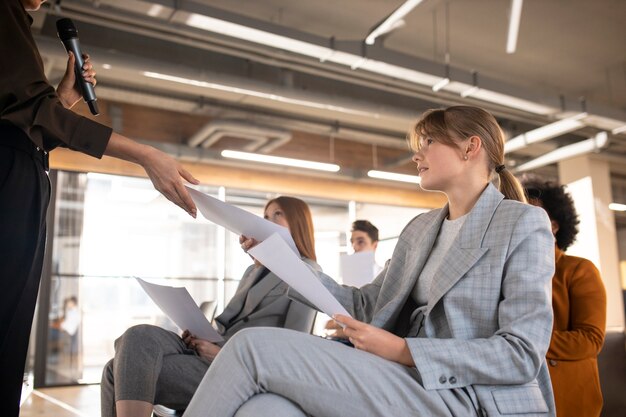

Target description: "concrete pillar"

left=558, top=155, right=625, bottom=329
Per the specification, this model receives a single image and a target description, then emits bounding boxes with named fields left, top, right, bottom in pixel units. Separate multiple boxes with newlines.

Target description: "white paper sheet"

left=186, top=187, right=299, bottom=255
left=248, top=233, right=351, bottom=318
left=340, top=251, right=377, bottom=287
left=136, top=278, right=223, bottom=343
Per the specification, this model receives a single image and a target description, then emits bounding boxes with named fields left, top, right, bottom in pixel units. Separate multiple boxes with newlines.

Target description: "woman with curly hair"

left=522, top=177, right=607, bottom=417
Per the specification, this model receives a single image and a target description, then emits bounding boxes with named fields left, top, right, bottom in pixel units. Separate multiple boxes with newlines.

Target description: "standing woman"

left=523, top=178, right=606, bottom=417
left=183, top=106, right=557, bottom=417
left=1, top=1, right=198, bottom=415
left=101, top=197, right=318, bottom=417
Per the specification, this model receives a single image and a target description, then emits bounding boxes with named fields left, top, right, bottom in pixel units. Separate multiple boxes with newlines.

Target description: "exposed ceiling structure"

left=32, top=0, right=626, bottom=187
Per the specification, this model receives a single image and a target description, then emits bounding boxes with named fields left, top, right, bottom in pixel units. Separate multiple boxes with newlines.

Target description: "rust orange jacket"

left=547, top=247, right=606, bottom=417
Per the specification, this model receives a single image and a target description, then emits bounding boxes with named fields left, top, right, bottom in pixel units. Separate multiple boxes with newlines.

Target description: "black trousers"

left=0, top=125, right=50, bottom=417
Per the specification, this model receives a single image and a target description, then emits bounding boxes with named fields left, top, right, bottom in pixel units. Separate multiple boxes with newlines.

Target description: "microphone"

left=56, top=18, right=99, bottom=115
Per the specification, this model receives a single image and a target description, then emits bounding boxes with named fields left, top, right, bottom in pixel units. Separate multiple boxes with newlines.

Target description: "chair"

left=199, top=300, right=218, bottom=322
left=152, top=404, right=184, bottom=417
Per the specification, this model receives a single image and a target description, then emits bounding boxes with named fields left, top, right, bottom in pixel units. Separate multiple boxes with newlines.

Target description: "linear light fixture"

left=460, top=85, right=479, bottom=98
left=143, top=71, right=379, bottom=118
left=365, top=0, right=425, bottom=45
left=461, top=71, right=479, bottom=97
left=514, top=131, right=608, bottom=172
left=613, top=125, right=626, bottom=135
left=180, top=10, right=557, bottom=115
left=221, top=150, right=340, bottom=172
left=506, top=0, right=524, bottom=54
left=468, top=88, right=553, bottom=115
left=609, top=203, right=626, bottom=212
left=367, top=170, right=421, bottom=184
left=504, top=113, right=587, bottom=154
left=432, top=77, right=450, bottom=92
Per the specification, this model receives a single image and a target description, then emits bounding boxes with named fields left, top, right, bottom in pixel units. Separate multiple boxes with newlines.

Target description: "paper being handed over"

left=186, top=186, right=298, bottom=255
left=248, top=233, right=351, bottom=319
left=136, top=278, right=223, bottom=343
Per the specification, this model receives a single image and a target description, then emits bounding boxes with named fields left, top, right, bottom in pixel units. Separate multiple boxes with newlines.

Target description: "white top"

left=412, top=213, right=468, bottom=306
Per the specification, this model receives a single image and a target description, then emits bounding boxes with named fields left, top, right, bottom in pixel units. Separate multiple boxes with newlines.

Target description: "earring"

left=463, top=155, right=468, bottom=160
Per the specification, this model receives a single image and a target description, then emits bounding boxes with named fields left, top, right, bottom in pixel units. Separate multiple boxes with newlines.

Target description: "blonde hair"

left=409, top=105, right=526, bottom=202
left=264, top=196, right=317, bottom=261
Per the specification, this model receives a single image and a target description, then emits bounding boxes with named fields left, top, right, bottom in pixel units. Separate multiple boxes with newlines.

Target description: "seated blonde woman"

left=100, top=196, right=319, bottom=417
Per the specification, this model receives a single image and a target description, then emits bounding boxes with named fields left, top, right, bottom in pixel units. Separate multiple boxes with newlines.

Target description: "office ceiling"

left=32, top=0, right=626, bottom=184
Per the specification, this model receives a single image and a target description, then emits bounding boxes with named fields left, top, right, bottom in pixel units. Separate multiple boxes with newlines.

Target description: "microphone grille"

left=56, top=18, right=78, bottom=40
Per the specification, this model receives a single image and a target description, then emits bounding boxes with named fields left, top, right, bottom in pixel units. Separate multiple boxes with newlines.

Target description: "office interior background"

left=19, top=0, right=626, bottom=416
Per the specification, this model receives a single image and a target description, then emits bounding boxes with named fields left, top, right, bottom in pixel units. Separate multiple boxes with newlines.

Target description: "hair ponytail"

left=497, top=169, right=527, bottom=203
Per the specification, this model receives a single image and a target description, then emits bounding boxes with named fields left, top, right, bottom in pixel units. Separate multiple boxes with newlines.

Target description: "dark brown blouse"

left=0, top=0, right=111, bottom=157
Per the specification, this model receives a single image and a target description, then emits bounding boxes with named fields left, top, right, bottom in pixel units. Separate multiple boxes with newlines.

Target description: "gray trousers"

left=101, top=324, right=211, bottom=417
left=183, top=328, right=479, bottom=417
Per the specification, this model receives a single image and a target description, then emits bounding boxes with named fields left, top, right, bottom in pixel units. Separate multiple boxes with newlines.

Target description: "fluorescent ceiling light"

left=460, top=86, right=479, bottom=98
left=504, top=113, right=587, bottom=153
left=180, top=10, right=556, bottom=115
left=367, top=170, right=421, bottom=184
left=147, top=5, right=165, bottom=17
left=365, top=0, right=425, bottom=45
left=186, top=14, right=332, bottom=60
left=469, top=89, right=554, bottom=115
left=613, top=125, right=626, bottom=135
left=143, top=71, right=379, bottom=118
left=506, top=0, right=524, bottom=54
left=182, top=14, right=558, bottom=114
left=221, top=149, right=340, bottom=172
left=432, top=77, right=450, bottom=92
left=514, top=131, right=608, bottom=172
left=609, top=203, right=626, bottom=212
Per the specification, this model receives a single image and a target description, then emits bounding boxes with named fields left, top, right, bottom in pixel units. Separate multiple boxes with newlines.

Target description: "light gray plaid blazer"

left=314, top=184, right=556, bottom=416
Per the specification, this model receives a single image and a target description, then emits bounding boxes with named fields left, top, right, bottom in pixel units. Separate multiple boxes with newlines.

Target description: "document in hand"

left=248, top=233, right=351, bottom=319
left=136, top=278, right=223, bottom=343
left=186, top=186, right=299, bottom=256
left=340, top=251, right=377, bottom=287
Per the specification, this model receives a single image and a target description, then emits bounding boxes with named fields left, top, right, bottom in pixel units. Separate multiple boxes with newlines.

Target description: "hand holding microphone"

left=56, top=18, right=99, bottom=115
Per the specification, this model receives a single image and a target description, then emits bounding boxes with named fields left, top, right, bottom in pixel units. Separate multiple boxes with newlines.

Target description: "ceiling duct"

left=188, top=120, right=292, bottom=154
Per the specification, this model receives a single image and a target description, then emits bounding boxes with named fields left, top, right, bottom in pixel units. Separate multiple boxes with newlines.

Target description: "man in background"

left=325, top=220, right=382, bottom=339
left=349, top=220, right=383, bottom=275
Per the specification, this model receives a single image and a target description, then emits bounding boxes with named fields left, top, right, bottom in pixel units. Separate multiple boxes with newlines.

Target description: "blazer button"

left=243, top=317, right=249, bottom=323
left=449, top=376, right=457, bottom=384
left=439, top=375, right=447, bottom=384
left=549, top=359, right=557, bottom=366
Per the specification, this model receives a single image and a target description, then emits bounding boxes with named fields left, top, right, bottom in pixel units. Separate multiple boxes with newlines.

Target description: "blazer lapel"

left=427, top=184, right=503, bottom=311
left=215, top=265, right=265, bottom=327
left=399, top=207, right=449, bottom=295
left=236, top=273, right=283, bottom=319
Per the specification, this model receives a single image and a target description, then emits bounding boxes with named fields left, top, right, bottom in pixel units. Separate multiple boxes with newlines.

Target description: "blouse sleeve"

left=0, top=0, right=111, bottom=157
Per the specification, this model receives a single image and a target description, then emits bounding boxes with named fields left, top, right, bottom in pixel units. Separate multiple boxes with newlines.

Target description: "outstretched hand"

left=104, top=133, right=199, bottom=217
left=333, top=314, right=415, bottom=367
left=57, top=51, right=96, bottom=109
left=140, top=146, right=199, bottom=217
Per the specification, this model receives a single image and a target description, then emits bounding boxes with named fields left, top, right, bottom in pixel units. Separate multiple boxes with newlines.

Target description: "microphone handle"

left=63, top=37, right=99, bottom=115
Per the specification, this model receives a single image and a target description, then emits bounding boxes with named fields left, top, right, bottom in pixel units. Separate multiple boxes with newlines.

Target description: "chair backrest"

left=199, top=300, right=218, bottom=322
